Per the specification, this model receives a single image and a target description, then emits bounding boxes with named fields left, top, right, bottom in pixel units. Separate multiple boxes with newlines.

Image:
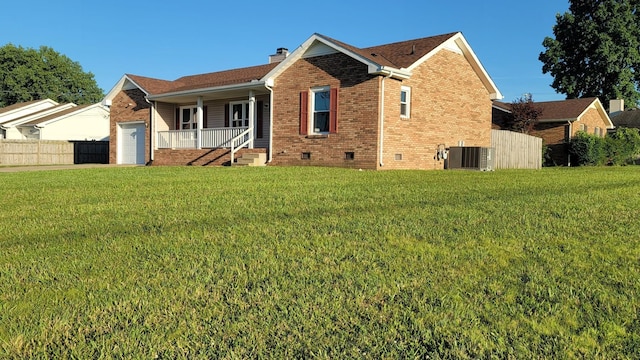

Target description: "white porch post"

left=248, top=91, right=255, bottom=149
left=196, top=96, right=203, bottom=149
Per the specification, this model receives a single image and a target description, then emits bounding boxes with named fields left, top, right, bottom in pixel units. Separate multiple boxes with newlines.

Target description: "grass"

left=0, top=166, right=639, bottom=358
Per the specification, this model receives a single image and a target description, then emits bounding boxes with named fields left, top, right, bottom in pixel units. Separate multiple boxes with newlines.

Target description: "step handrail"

left=230, top=127, right=253, bottom=165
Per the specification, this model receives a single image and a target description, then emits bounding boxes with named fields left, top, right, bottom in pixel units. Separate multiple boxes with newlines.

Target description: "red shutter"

left=329, top=87, right=338, bottom=133
left=224, top=103, right=230, bottom=127
left=256, top=101, right=264, bottom=139
left=175, top=108, right=180, bottom=130
left=300, top=91, right=309, bottom=135
left=203, top=105, right=208, bottom=128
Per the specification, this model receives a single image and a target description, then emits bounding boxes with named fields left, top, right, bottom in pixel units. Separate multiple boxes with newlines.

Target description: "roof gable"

left=264, top=32, right=502, bottom=99
left=18, top=103, right=108, bottom=127
left=0, top=99, right=59, bottom=122
left=494, top=97, right=614, bottom=128
left=1, top=103, right=77, bottom=128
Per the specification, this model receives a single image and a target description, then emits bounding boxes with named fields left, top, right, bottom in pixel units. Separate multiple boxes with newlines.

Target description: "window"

left=229, top=101, right=250, bottom=128
left=301, top=152, right=311, bottom=160
left=312, top=87, right=330, bottom=133
left=180, top=106, right=197, bottom=129
left=594, top=127, right=601, bottom=137
left=299, top=87, right=338, bottom=135
left=345, top=152, right=355, bottom=160
left=400, top=86, right=411, bottom=118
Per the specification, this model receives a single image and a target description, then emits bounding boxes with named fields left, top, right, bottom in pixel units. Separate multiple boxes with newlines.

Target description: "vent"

left=446, top=147, right=495, bottom=171
left=301, top=152, right=311, bottom=160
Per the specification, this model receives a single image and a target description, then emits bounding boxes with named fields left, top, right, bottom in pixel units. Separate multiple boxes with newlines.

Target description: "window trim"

left=179, top=105, right=197, bottom=130
left=400, top=86, right=411, bottom=118
left=310, top=86, right=331, bottom=134
left=229, top=101, right=250, bottom=128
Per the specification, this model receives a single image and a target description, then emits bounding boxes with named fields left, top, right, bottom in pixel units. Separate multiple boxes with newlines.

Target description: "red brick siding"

left=109, top=89, right=151, bottom=164
left=270, top=52, right=381, bottom=169
left=382, top=49, right=492, bottom=170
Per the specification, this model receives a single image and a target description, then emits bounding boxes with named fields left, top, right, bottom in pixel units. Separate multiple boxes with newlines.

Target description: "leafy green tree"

left=0, top=44, right=103, bottom=107
left=539, top=0, right=640, bottom=108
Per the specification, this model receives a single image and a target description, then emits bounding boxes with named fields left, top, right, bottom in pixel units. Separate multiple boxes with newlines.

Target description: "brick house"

left=492, top=97, right=614, bottom=166
left=104, top=32, right=502, bottom=169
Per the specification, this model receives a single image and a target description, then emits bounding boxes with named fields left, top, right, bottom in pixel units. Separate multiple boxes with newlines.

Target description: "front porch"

left=150, top=87, right=272, bottom=166
left=155, top=127, right=265, bottom=166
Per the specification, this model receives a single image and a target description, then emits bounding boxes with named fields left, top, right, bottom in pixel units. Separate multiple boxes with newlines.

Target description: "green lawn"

left=1, top=166, right=639, bottom=358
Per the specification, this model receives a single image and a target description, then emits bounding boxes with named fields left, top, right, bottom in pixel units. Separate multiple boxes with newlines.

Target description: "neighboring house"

left=0, top=99, right=58, bottom=139
left=0, top=100, right=109, bottom=141
left=492, top=97, right=614, bottom=166
left=609, top=99, right=640, bottom=130
left=104, top=32, right=502, bottom=169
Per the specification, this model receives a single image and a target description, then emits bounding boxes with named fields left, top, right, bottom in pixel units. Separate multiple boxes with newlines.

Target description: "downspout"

left=567, top=120, right=572, bottom=167
left=379, top=71, right=394, bottom=167
left=265, top=83, right=274, bottom=163
left=145, top=97, right=155, bottom=163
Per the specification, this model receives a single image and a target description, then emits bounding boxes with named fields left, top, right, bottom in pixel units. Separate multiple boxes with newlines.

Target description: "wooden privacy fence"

left=491, top=130, right=542, bottom=169
left=0, top=140, right=109, bottom=166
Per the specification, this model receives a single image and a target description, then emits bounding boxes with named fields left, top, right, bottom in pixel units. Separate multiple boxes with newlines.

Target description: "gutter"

left=372, top=66, right=411, bottom=80
left=147, top=81, right=267, bottom=101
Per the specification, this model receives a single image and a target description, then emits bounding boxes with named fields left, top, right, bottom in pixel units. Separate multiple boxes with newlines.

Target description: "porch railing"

left=157, top=127, right=250, bottom=149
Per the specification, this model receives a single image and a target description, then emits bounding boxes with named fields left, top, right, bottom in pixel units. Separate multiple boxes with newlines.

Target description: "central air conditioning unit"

left=446, top=147, right=495, bottom=171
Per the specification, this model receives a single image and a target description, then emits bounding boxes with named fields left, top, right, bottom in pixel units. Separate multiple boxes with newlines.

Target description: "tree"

left=508, top=94, right=543, bottom=134
left=539, top=0, right=640, bottom=109
left=0, top=44, right=103, bottom=107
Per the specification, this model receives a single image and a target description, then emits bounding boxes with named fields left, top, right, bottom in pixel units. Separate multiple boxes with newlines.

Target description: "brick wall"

left=153, top=148, right=266, bottom=166
left=575, top=106, right=610, bottom=136
left=382, top=49, right=492, bottom=170
left=270, top=52, right=381, bottom=169
left=109, top=89, right=151, bottom=164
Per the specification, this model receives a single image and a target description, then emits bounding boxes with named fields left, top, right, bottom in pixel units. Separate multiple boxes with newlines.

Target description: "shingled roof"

left=494, top=98, right=601, bottom=121
left=115, top=31, right=498, bottom=99
left=610, top=108, right=640, bottom=128
left=19, top=104, right=92, bottom=126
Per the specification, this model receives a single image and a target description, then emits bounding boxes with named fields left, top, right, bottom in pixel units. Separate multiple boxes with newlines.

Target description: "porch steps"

left=235, top=152, right=267, bottom=166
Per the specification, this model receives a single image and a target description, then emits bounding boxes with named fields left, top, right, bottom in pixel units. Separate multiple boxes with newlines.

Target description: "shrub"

left=606, top=127, right=640, bottom=165
left=568, top=131, right=607, bottom=166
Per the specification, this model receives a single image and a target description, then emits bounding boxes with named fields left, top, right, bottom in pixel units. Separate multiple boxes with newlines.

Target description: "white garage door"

left=119, top=123, right=145, bottom=164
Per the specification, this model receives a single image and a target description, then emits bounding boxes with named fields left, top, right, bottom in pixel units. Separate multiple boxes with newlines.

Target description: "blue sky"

left=1, top=0, right=570, bottom=102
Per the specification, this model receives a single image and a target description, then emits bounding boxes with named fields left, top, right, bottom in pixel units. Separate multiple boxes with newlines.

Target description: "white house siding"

left=39, top=106, right=110, bottom=141
left=5, top=127, right=24, bottom=140
left=155, top=102, right=173, bottom=132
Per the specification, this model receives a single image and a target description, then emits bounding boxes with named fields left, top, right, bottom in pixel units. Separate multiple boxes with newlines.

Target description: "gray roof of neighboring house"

left=610, top=108, right=640, bottom=128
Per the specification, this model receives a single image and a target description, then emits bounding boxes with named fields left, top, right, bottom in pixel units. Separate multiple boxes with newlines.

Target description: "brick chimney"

left=269, top=48, right=289, bottom=64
